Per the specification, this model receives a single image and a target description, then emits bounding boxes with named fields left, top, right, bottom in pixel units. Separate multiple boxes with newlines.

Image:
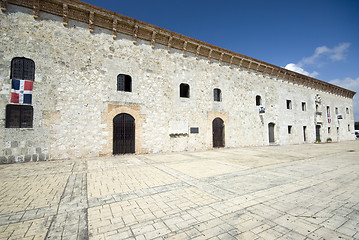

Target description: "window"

left=346, top=107, right=349, bottom=114
left=302, top=102, right=306, bottom=111
left=327, top=106, right=331, bottom=118
left=256, top=95, right=262, bottom=106
left=6, top=105, right=33, bottom=128
left=117, top=74, right=132, bottom=92
left=328, top=127, right=331, bottom=134
left=348, top=124, right=350, bottom=131
left=288, top=125, right=292, bottom=134
left=335, top=107, right=338, bottom=115
left=11, top=57, right=35, bottom=81
left=180, top=83, right=189, bottom=98
left=10, top=57, right=35, bottom=105
left=286, top=100, right=292, bottom=109
left=214, top=88, right=222, bottom=102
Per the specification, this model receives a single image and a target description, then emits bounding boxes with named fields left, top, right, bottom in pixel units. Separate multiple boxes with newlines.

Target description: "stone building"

left=0, top=0, right=356, bottom=163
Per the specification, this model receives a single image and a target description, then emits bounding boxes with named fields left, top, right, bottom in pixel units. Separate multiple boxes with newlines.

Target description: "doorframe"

left=101, top=104, right=146, bottom=156
left=207, top=111, right=228, bottom=149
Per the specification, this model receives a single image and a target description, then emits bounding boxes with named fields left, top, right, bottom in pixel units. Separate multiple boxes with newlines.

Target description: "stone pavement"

left=0, top=141, right=358, bottom=240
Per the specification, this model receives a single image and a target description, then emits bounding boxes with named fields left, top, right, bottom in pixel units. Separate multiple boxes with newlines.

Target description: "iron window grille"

left=117, top=74, right=132, bottom=92
left=6, top=105, right=33, bottom=128
left=11, top=57, right=35, bottom=81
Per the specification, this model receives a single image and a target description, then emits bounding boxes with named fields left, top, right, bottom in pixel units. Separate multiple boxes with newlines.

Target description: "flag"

left=327, top=111, right=331, bottom=123
left=11, top=79, right=33, bottom=104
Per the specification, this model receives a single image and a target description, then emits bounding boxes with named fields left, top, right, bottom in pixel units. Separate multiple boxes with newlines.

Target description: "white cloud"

left=285, top=63, right=319, bottom=77
left=300, top=43, right=350, bottom=66
left=285, top=43, right=350, bottom=79
left=330, top=77, right=359, bottom=92
left=329, top=77, right=359, bottom=121
left=330, top=43, right=351, bottom=61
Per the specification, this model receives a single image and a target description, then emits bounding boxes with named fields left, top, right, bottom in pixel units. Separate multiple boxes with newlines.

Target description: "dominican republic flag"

left=11, top=79, right=33, bottom=104
left=327, top=111, right=331, bottom=123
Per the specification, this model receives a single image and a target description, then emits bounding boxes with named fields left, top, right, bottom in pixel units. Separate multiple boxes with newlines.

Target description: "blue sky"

left=83, top=0, right=359, bottom=121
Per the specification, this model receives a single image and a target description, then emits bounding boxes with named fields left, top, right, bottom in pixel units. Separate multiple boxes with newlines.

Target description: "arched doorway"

left=113, top=113, right=135, bottom=154
left=212, top=118, right=225, bottom=148
left=268, top=122, right=275, bottom=143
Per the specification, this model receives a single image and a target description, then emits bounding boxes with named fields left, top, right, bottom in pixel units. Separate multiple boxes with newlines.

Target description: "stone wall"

left=0, top=4, right=355, bottom=163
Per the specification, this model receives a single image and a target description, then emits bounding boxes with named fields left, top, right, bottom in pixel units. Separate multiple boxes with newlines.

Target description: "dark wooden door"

left=316, top=125, right=321, bottom=141
left=113, top=113, right=135, bottom=154
left=268, top=123, right=275, bottom=143
left=213, top=118, right=224, bottom=148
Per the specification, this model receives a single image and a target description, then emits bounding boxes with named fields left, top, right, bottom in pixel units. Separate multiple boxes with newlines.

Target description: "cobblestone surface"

left=0, top=141, right=358, bottom=239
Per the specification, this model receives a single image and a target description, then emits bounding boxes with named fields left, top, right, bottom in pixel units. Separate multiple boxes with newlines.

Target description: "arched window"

left=256, top=95, right=262, bottom=106
left=180, top=83, right=189, bottom=98
left=214, top=88, right=221, bottom=102
left=11, top=57, right=35, bottom=81
left=117, top=74, right=132, bottom=92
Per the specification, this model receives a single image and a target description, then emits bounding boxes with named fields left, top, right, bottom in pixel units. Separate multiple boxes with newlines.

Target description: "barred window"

left=6, top=105, right=33, bottom=128
left=117, top=74, right=132, bottom=92
left=11, top=57, right=35, bottom=81
left=214, top=88, right=222, bottom=102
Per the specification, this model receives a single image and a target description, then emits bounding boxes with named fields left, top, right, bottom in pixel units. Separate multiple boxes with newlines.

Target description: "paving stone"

left=0, top=141, right=358, bottom=239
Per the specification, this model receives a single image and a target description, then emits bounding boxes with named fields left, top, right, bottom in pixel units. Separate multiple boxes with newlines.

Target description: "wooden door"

left=113, top=113, right=135, bottom=154
left=213, top=118, right=225, bottom=148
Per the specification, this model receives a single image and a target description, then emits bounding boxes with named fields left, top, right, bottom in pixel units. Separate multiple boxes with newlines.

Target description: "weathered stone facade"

left=0, top=1, right=356, bottom=163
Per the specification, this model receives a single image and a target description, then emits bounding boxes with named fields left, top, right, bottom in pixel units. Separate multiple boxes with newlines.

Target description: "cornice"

left=1, top=0, right=356, bottom=99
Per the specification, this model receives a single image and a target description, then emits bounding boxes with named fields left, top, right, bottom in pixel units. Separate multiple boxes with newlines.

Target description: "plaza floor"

left=0, top=141, right=358, bottom=240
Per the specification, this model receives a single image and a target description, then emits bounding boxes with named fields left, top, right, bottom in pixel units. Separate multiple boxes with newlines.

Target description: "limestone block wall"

left=0, top=4, right=355, bottom=163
